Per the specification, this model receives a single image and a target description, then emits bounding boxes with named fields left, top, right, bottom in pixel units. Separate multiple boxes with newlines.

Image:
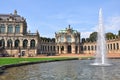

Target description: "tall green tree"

left=89, top=32, right=97, bottom=42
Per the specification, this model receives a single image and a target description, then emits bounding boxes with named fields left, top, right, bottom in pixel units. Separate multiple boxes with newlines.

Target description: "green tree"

left=118, top=30, right=120, bottom=36
left=106, top=32, right=115, bottom=39
left=89, top=32, right=97, bottom=42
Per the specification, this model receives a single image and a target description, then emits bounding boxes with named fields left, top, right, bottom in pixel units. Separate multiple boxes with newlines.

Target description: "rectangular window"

left=8, top=25, right=13, bottom=33
left=0, top=24, right=5, bottom=33
left=15, top=25, right=20, bottom=33
left=67, top=35, right=71, bottom=42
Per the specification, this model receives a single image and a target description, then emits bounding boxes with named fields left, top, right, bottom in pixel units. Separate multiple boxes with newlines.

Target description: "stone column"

left=13, top=25, right=15, bottom=33
left=59, top=45, right=61, bottom=54
left=5, top=24, right=8, bottom=33
left=78, top=45, right=80, bottom=54
left=64, top=36, right=67, bottom=42
left=28, top=39, right=30, bottom=48
left=5, top=39, right=7, bottom=48
left=20, top=39, right=23, bottom=48
left=64, top=45, right=67, bottom=54
left=55, top=45, right=58, bottom=54
left=72, top=44, right=75, bottom=54
left=12, top=39, right=14, bottom=48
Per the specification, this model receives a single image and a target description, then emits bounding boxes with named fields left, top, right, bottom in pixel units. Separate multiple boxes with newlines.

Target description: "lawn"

left=0, top=57, right=75, bottom=66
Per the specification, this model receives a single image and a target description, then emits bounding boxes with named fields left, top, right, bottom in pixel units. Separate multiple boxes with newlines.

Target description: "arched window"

left=110, top=44, right=112, bottom=50
left=8, top=25, right=13, bottom=33
left=113, top=43, right=115, bottom=50
left=53, top=46, right=55, bottom=51
left=23, top=39, right=28, bottom=48
left=116, top=43, right=119, bottom=50
left=15, top=25, right=20, bottom=33
left=57, top=46, right=59, bottom=51
left=30, top=39, right=35, bottom=48
left=61, top=46, right=64, bottom=51
left=107, top=44, right=109, bottom=50
left=84, top=46, right=86, bottom=51
left=0, top=39, right=5, bottom=48
left=91, top=46, right=93, bottom=50
left=15, top=39, right=20, bottom=48
left=50, top=46, right=52, bottom=51
left=7, top=39, right=12, bottom=48
left=80, top=46, right=83, bottom=51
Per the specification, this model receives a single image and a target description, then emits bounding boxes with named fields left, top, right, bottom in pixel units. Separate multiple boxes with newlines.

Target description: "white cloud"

left=81, top=31, right=92, bottom=38
left=105, top=16, right=120, bottom=32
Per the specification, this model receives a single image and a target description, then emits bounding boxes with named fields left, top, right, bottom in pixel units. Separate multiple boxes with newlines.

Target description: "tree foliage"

left=106, top=32, right=115, bottom=39
left=89, top=32, right=97, bottom=42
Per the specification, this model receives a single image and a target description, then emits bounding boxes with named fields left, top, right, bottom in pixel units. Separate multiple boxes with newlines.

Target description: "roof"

left=0, top=10, right=25, bottom=22
left=57, top=25, right=79, bottom=34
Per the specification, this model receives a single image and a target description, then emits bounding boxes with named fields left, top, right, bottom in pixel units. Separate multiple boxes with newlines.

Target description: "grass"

left=0, top=57, right=75, bottom=66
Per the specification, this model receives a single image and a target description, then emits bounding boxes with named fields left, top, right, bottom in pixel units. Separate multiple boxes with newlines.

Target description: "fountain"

left=91, top=8, right=111, bottom=66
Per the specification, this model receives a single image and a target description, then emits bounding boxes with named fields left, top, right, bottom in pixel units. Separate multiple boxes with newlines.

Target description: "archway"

left=7, top=39, right=12, bottom=48
left=0, top=39, right=5, bottom=48
left=67, top=45, right=71, bottom=53
left=15, top=39, right=20, bottom=48
left=23, top=39, right=28, bottom=48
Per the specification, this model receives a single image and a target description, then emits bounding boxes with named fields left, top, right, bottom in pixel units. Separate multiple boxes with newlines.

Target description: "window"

left=117, top=43, right=119, bottom=50
left=88, top=46, right=90, bottom=50
left=0, top=24, right=5, bottom=33
left=15, top=39, right=20, bottom=48
left=113, top=43, right=115, bottom=50
left=8, top=25, right=13, bottom=33
left=7, top=39, right=12, bottom=48
left=23, top=39, right=28, bottom=48
left=91, top=46, right=93, bottom=50
left=84, top=46, right=86, bottom=51
left=66, top=35, right=71, bottom=42
left=0, top=39, right=5, bottom=47
left=15, top=25, right=20, bottom=33
left=110, top=44, right=112, bottom=50
left=30, top=39, right=35, bottom=48
left=60, top=35, right=64, bottom=42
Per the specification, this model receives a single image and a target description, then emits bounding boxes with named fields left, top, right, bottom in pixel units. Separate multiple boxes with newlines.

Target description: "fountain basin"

left=91, top=63, right=112, bottom=67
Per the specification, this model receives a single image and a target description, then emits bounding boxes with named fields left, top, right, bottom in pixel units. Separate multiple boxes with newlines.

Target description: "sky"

left=0, top=0, right=120, bottom=38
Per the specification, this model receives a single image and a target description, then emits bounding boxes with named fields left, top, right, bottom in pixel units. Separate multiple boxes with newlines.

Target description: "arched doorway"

left=7, top=39, right=12, bottom=48
left=67, top=45, right=71, bottom=53
left=15, top=39, right=20, bottom=48
left=75, top=46, right=78, bottom=54
left=61, top=46, right=64, bottom=53
left=30, top=39, right=35, bottom=48
left=0, top=39, right=5, bottom=49
left=23, top=39, right=28, bottom=48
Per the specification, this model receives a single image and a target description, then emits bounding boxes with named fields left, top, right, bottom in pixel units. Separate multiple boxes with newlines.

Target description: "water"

left=92, top=8, right=110, bottom=66
left=0, top=60, right=120, bottom=80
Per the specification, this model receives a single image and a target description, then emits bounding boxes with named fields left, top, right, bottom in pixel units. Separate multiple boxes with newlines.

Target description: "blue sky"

left=0, top=0, right=120, bottom=38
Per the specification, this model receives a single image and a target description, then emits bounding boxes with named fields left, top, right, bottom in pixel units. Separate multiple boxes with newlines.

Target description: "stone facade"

left=81, top=38, right=120, bottom=54
left=55, top=25, right=80, bottom=54
left=55, top=26, right=120, bottom=55
left=0, top=10, right=39, bottom=57
left=0, top=10, right=120, bottom=56
left=39, top=38, right=56, bottom=55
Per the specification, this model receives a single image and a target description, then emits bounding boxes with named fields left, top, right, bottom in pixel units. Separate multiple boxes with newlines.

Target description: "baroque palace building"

left=0, top=10, right=39, bottom=57
left=0, top=10, right=120, bottom=57
left=55, top=25, right=80, bottom=54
